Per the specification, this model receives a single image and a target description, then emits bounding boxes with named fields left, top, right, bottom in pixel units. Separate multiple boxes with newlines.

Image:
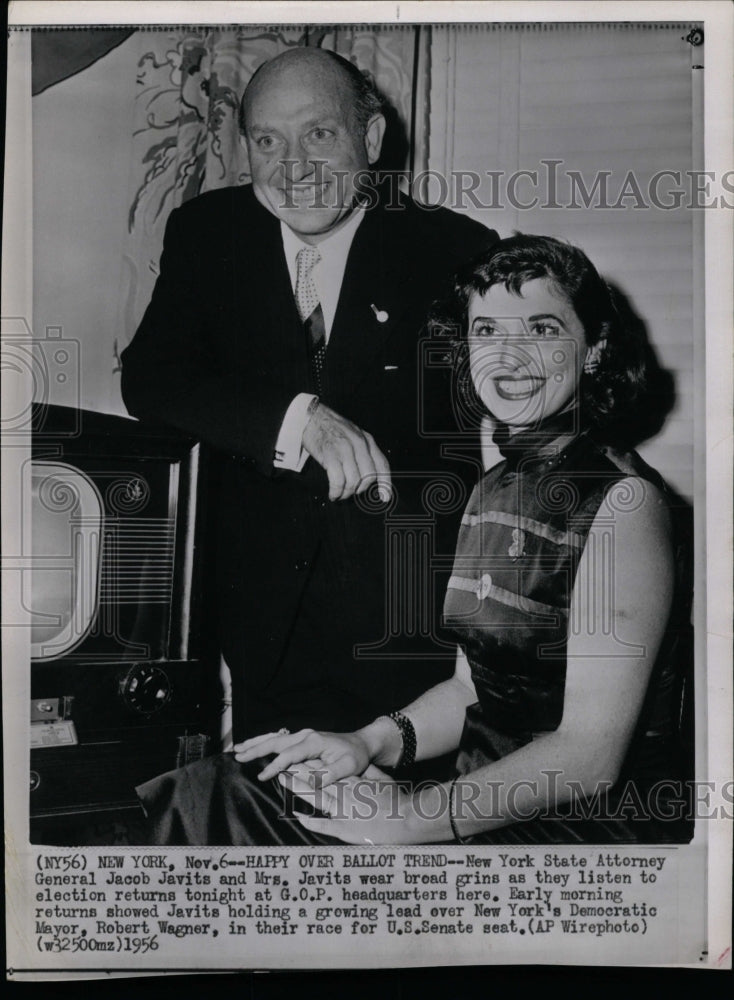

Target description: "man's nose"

left=292, top=157, right=314, bottom=183
left=279, top=145, right=315, bottom=182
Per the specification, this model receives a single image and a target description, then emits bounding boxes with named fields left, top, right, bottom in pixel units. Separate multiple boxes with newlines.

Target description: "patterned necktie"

left=295, top=246, right=326, bottom=393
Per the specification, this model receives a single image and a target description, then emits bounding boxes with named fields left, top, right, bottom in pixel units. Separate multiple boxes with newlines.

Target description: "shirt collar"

left=280, top=206, right=365, bottom=268
left=492, top=407, right=584, bottom=467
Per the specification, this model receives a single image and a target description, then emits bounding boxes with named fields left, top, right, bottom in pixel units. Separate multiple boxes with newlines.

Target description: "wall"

left=33, top=33, right=138, bottom=417
left=426, top=23, right=698, bottom=499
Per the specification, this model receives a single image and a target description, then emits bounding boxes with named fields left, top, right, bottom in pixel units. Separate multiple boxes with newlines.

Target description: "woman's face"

left=467, top=277, right=588, bottom=429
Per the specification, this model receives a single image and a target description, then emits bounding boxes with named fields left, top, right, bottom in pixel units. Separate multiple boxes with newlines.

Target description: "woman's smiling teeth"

left=494, top=375, right=546, bottom=400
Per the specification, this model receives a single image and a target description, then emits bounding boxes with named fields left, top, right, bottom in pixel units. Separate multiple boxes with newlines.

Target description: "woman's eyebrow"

left=469, top=313, right=565, bottom=324
left=527, top=312, right=567, bottom=327
left=471, top=313, right=518, bottom=324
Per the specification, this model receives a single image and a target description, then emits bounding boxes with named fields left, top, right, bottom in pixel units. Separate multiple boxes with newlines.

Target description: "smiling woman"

left=137, top=234, right=694, bottom=847
left=450, top=235, right=653, bottom=449
left=260, top=237, right=693, bottom=845
left=467, top=278, right=588, bottom=427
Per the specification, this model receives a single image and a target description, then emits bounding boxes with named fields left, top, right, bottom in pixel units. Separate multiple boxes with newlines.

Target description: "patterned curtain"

left=115, top=25, right=420, bottom=363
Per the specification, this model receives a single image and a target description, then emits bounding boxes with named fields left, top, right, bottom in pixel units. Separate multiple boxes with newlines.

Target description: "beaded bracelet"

left=449, top=776, right=464, bottom=843
left=383, top=711, right=417, bottom=769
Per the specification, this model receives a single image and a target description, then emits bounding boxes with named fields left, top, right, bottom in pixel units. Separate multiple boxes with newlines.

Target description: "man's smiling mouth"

left=281, top=182, right=333, bottom=206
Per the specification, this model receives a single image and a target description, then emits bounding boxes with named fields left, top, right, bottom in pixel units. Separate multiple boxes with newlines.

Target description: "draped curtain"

left=116, top=26, right=421, bottom=360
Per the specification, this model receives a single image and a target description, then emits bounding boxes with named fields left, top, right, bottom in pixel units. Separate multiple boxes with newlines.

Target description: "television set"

left=28, top=404, right=220, bottom=843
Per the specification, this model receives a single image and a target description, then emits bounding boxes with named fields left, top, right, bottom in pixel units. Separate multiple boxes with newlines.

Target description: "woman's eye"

left=531, top=322, right=560, bottom=338
left=473, top=322, right=498, bottom=338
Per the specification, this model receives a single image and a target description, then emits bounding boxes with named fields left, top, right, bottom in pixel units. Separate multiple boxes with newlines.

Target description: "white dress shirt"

left=273, top=208, right=366, bottom=471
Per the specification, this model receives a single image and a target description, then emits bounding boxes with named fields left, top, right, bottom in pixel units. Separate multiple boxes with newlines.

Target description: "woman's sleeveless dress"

left=443, top=414, right=694, bottom=843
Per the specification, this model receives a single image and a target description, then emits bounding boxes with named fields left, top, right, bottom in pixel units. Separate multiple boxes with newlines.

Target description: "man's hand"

left=301, top=402, right=392, bottom=502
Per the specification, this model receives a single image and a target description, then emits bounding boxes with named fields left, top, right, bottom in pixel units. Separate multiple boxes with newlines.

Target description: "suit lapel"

left=323, top=204, right=413, bottom=401
left=229, top=189, right=421, bottom=400
left=232, top=190, right=309, bottom=381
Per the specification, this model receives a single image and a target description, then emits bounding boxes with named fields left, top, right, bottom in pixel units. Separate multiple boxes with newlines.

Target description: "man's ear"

left=364, top=114, right=386, bottom=165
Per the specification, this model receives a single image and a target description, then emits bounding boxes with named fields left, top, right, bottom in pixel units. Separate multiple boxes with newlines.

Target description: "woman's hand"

left=233, top=728, right=372, bottom=785
left=282, top=763, right=453, bottom=845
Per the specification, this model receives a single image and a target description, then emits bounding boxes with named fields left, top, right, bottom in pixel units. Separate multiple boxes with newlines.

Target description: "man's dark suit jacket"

left=121, top=184, right=497, bottom=740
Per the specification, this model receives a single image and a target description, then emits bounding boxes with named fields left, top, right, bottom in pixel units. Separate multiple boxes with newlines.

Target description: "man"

left=121, top=48, right=497, bottom=742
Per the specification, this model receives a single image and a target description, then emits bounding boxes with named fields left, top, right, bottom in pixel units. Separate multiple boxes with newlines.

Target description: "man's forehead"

left=247, top=92, right=347, bottom=128
left=246, top=65, right=352, bottom=126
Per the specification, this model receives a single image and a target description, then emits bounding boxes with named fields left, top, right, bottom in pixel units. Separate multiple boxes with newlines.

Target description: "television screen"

left=30, top=461, right=102, bottom=660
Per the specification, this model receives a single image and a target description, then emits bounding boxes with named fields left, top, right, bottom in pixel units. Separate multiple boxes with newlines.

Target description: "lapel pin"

left=370, top=304, right=389, bottom=323
left=508, top=528, right=526, bottom=559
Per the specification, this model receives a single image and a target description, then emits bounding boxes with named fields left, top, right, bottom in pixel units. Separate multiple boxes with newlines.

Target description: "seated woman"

left=138, top=234, right=693, bottom=845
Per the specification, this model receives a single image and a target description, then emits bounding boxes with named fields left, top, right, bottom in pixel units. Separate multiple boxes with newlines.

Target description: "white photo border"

left=3, top=0, right=732, bottom=977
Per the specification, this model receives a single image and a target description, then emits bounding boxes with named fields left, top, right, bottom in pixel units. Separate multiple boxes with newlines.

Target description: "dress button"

left=294, top=560, right=309, bottom=572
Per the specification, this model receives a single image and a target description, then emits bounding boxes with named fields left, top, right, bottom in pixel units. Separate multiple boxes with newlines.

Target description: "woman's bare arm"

left=359, top=647, right=478, bottom=766
left=432, top=475, right=676, bottom=839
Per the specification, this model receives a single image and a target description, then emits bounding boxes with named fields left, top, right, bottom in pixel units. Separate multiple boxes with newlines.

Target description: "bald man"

left=122, top=48, right=497, bottom=742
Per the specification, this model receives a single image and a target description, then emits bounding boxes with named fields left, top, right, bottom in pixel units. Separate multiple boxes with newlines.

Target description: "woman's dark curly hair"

left=430, top=234, right=650, bottom=442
